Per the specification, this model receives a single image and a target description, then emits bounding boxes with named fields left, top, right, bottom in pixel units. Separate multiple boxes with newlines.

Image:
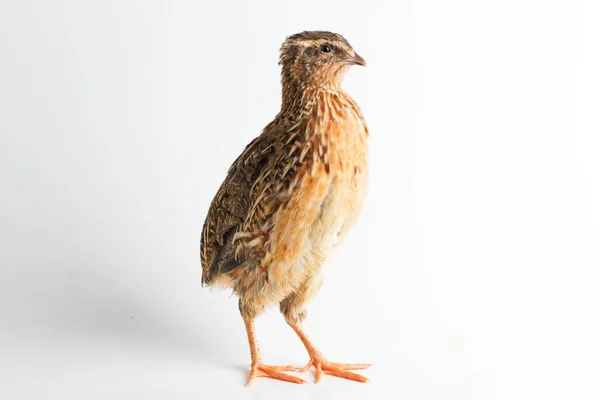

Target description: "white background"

left=1, top=0, right=599, bottom=399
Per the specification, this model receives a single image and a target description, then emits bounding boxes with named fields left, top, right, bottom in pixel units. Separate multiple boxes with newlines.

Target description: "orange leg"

left=243, top=317, right=306, bottom=386
left=288, top=321, right=372, bottom=383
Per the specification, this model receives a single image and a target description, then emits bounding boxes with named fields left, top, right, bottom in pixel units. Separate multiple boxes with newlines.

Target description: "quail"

left=201, top=31, right=370, bottom=385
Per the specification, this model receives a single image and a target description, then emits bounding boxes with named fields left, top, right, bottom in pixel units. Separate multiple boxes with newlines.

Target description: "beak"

left=346, top=52, right=367, bottom=66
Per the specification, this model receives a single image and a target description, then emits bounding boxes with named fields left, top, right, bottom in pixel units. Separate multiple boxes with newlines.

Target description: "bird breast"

left=309, top=94, right=369, bottom=249
left=267, top=91, right=369, bottom=284
left=244, top=90, right=369, bottom=287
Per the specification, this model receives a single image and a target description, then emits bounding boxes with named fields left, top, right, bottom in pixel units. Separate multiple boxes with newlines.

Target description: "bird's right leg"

left=243, top=315, right=306, bottom=386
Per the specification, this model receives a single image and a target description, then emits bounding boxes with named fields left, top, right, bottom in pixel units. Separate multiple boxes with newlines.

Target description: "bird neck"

left=280, top=75, right=342, bottom=115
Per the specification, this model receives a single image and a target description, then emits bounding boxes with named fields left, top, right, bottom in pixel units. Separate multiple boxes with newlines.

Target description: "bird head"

left=279, top=31, right=366, bottom=90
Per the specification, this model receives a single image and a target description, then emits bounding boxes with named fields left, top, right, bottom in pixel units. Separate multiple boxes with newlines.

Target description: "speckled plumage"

left=200, top=31, right=371, bottom=385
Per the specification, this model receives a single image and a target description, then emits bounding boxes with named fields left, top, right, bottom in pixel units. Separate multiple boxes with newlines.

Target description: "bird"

left=200, top=31, right=370, bottom=386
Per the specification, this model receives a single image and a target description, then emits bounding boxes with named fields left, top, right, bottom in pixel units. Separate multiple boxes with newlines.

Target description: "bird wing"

left=201, top=116, right=332, bottom=285
left=200, top=132, right=275, bottom=284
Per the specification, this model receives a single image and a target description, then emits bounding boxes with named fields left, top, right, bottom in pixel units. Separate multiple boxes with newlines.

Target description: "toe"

left=322, top=364, right=370, bottom=383
left=314, top=364, right=324, bottom=383
left=265, top=364, right=305, bottom=373
left=329, top=362, right=373, bottom=370
left=258, top=365, right=307, bottom=384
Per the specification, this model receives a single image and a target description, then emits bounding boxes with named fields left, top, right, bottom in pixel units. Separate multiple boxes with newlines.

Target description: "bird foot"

left=299, top=356, right=372, bottom=383
left=246, top=361, right=307, bottom=386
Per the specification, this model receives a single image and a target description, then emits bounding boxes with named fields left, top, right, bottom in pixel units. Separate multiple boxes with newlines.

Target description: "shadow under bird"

left=200, top=31, right=371, bottom=385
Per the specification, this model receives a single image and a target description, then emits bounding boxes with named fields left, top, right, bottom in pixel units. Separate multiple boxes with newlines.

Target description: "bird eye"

left=320, top=44, right=332, bottom=54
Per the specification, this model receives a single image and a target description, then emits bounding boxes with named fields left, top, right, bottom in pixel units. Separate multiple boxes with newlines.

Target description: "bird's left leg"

left=285, top=319, right=371, bottom=383
left=281, top=294, right=371, bottom=383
